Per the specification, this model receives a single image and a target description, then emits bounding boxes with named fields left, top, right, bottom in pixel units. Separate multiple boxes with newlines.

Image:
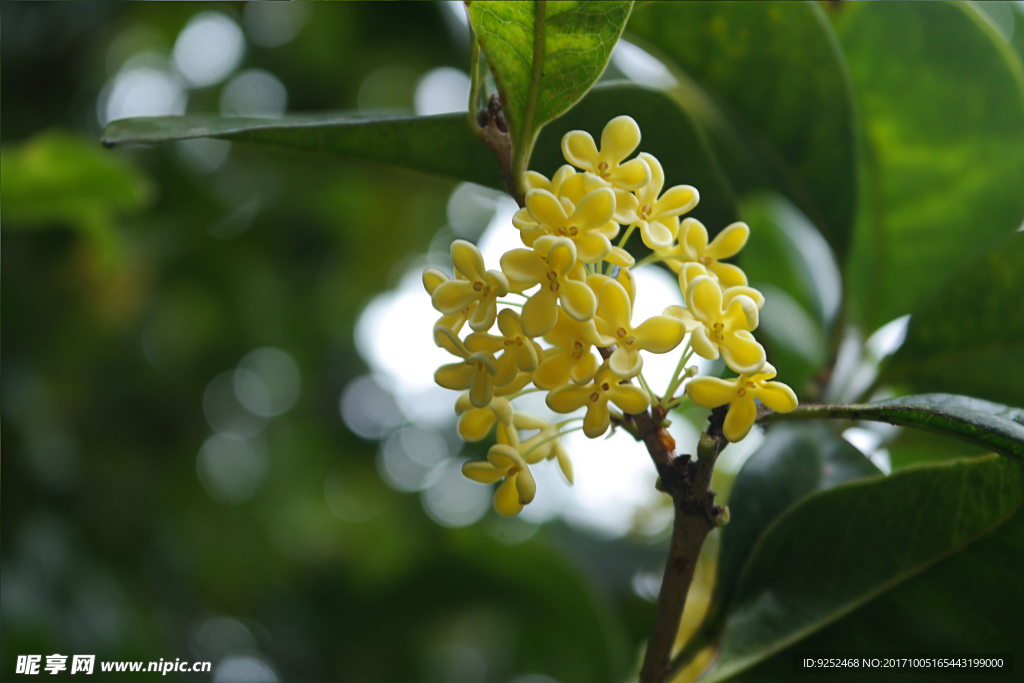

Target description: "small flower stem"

left=664, top=394, right=690, bottom=411
left=634, top=252, right=692, bottom=269
left=506, top=387, right=543, bottom=400
left=521, top=425, right=584, bottom=460
left=659, top=342, right=693, bottom=411
left=500, top=301, right=524, bottom=308
left=637, top=371, right=657, bottom=403
left=554, top=416, right=583, bottom=429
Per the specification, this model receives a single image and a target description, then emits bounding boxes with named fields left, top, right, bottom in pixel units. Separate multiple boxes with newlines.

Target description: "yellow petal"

left=723, top=294, right=759, bottom=331
left=515, top=465, right=536, bottom=504
left=678, top=262, right=708, bottom=293
left=562, top=130, right=600, bottom=171
left=571, top=187, right=616, bottom=230
left=526, top=188, right=569, bottom=227
left=465, top=332, right=504, bottom=354
left=559, top=279, right=598, bottom=322
left=487, top=443, right=523, bottom=468
left=458, top=409, right=498, bottom=441
left=755, top=381, right=799, bottom=413
left=462, top=460, right=506, bottom=484
left=608, top=157, right=650, bottom=191
left=705, top=222, right=750, bottom=260
left=523, top=170, right=550, bottom=191
left=435, top=362, right=475, bottom=390
left=609, top=346, right=643, bottom=378
left=714, top=263, right=749, bottom=289
left=633, top=315, right=686, bottom=354
left=723, top=285, right=763, bottom=310
left=686, top=377, right=736, bottom=409
left=431, top=280, right=478, bottom=314
left=500, top=248, right=546, bottom=284
left=534, top=353, right=573, bottom=390
left=600, top=115, right=642, bottom=164
left=687, top=276, right=723, bottom=322
left=655, top=185, right=699, bottom=218
left=513, top=412, right=548, bottom=430
left=451, top=240, right=486, bottom=280
left=494, top=351, right=520, bottom=387
left=468, top=299, right=498, bottom=332
left=469, top=370, right=495, bottom=408
left=614, top=188, right=640, bottom=225
left=434, top=323, right=469, bottom=356
left=493, top=475, right=524, bottom=516
left=690, top=326, right=720, bottom=361
left=552, top=441, right=574, bottom=484
left=546, top=383, right=592, bottom=413
left=492, top=397, right=515, bottom=424
left=617, top=266, right=637, bottom=304
left=604, top=246, right=635, bottom=267
left=575, top=231, right=613, bottom=263
left=663, top=305, right=700, bottom=332
left=422, top=268, right=449, bottom=295
left=512, top=206, right=538, bottom=230
left=454, top=391, right=474, bottom=414
left=683, top=218, right=709, bottom=258
left=494, top=371, right=533, bottom=396
left=637, top=152, right=664, bottom=201
left=598, top=280, right=632, bottom=329
left=608, top=384, right=651, bottom=415
left=639, top=219, right=675, bottom=250
left=720, top=330, right=766, bottom=375
left=521, top=289, right=559, bottom=337
left=582, top=400, right=611, bottom=438
left=723, top=397, right=757, bottom=443
left=569, top=352, right=599, bottom=385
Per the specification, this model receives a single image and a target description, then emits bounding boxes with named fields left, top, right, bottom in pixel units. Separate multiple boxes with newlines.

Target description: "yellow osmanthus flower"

left=534, top=308, right=600, bottom=390
left=679, top=262, right=765, bottom=310
left=500, top=236, right=596, bottom=337
left=513, top=413, right=573, bottom=484
left=433, top=325, right=500, bottom=408
left=430, top=240, right=509, bottom=332
left=462, top=443, right=537, bottom=516
left=561, top=115, right=651, bottom=191
left=585, top=280, right=690, bottom=379
left=454, top=393, right=514, bottom=442
left=465, top=309, right=545, bottom=386
left=423, top=267, right=475, bottom=351
left=514, top=186, right=620, bottom=262
left=685, top=276, right=766, bottom=374
left=686, top=363, right=798, bottom=442
left=547, top=366, right=651, bottom=438
left=682, top=218, right=749, bottom=288
left=622, top=153, right=699, bottom=249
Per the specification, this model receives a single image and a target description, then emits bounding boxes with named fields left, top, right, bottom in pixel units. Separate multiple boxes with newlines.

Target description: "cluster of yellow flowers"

left=423, top=116, right=797, bottom=516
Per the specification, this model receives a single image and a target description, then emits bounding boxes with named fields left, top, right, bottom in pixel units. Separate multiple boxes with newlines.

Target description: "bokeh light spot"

left=173, top=13, right=245, bottom=88
left=197, top=434, right=268, bottom=504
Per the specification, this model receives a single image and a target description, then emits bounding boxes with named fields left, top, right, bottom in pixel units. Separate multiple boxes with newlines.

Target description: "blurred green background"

left=1, top=3, right=683, bottom=682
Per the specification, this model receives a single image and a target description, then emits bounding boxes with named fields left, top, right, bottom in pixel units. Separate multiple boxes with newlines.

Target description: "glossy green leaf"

left=1, top=130, right=152, bottom=265
left=466, top=0, right=633, bottom=172
left=834, top=1, right=1024, bottom=330
left=728, top=506, right=1024, bottom=682
left=701, top=454, right=1024, bottom=682
left=102, top=112, right=506, bottom=189
left=533, top=83, right=738, bottom=239
left=701, top=425, right=879, bottom=643
left=760, top=393, right=1024, bottom=463
left=627, top=1, right=857, bottom=259
left=883, top=231, right=1024, bottom=407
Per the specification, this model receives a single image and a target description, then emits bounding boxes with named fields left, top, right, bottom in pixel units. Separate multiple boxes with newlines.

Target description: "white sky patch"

left=414, top=67, right=471, bottom=116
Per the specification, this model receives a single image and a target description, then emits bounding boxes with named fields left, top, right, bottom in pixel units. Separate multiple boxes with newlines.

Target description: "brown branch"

left=477, top=94, right=523, bottom=207
left=597, top=348, right=728, bottom=683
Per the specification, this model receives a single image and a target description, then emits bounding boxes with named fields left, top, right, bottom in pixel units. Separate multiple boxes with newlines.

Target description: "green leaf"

left=466, top=0, right=634, bottom=179
left=726, top=506, right=1024, bottom=682
left=1, top=130, right=152, bottom=265
left=102, top=112, right=506, bottom=189
left=626, top=1, right=857, bottom=259
left=760, top=394, right=1024, bottom=463
left=834, top=1, right=1024, bottom=330
left=533, top=83, right=738, bottom=237
left=702, top=425, right=879, bottom=643
left=883, top=231, right=1024, bottom=407
left=701, top=454, right=1024, bottom=682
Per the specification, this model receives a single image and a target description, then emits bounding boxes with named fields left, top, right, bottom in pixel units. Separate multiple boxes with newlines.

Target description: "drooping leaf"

left=102, top=112, right=506, bottom=189
left=1, top=130, right=152, bottom=266
left=697, top=424, right=879, bottom=649
left=883, top=231, right=1024, bottom=407
left=759, top=394, right=1024, bottom=463
left=627, top=1, right=857, bottom=261
left=533, top=83, right=738, bottom=235
left=700, top=454, right=1024, bottom=682
left=466, top=0, right=633, bottom=171
left=834, top=1, right=1024, bottom=330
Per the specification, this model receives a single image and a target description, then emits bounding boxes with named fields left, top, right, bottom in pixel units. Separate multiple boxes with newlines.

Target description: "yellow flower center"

left=557, top=225, right=579, bottom=236
left=737, top=387, right=747, bottom=397
left=572, top=341, right=583, bottom=359
left=598, top=161, right=610, bottom=179
left=640, top=204, right=652, bottom=219
left=601, top=382, right=610, bottom=391
left=699, top=255, right=712, bottom=265
left=712, top=322, right=725, bottom=342
left=546, top=270, right=558, bottom=280
left=616, top=327, right=627, bottom=338
left=589, top=391, right=601, bottom=402
left=550, top=281, right=560, bottom=292
left=624, top=336, right=635, bottom=346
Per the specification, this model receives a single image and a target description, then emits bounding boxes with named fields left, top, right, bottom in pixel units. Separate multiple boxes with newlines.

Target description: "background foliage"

left=3, top=2, right=1023, bottom=682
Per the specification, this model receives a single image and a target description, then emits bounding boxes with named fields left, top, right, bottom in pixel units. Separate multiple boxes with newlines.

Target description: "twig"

left=477, top=93, right=522, bottom=206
